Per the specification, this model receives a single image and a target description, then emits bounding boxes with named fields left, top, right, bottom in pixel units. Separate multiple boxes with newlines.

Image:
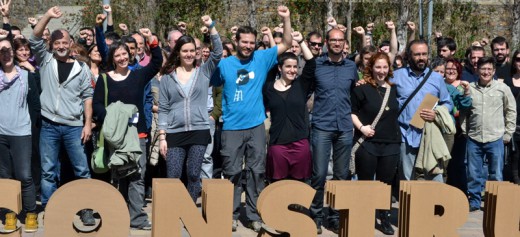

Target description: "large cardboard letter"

left=484, top=181, right=520, bottom=237
left=256, top=180, right=315, bottom=237
left=44, top=179, right=129, bottom=237
left=400, top=181, right=469, bottom=237
left=152, top=179, right=233, bottom=237
left=326, top=181, right=391, bottom=237
left=0, top=179, right=21, bottom=236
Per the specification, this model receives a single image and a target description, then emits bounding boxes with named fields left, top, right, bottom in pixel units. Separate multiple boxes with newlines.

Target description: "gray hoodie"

left=29, top=34, right=93, bottom=126
left=158, top=33, right=222, bottom=133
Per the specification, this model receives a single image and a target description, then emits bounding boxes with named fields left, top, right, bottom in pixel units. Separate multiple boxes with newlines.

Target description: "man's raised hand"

left=47, top=6, right=62, bottom=19
left=277, top=5, right=290, bottom=19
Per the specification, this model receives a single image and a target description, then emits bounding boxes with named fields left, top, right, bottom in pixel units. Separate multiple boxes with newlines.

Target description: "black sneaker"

left=328, top=220, right=339, bottom=234
left=80, top=209, right=96, bottom=226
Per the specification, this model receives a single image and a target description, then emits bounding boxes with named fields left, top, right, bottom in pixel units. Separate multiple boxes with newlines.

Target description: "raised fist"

left=95, top=14, right=106, bottom=25
left=291, top=31, right=303, bottom=43
left=277, top=5, right=290, bottom=18
left=200, top=26, right=208, bottom=34
left=0, top=29, right=8, bottom=39
left=139, top=28, right=152, bottom=41
left=353, top=26, right=365, bottom=35
left=230, top=26, right=238, bottom=34
left=119, top=23, right=128, bottom=32
left=103, top=5, right=112, bottom=13
left=385, top=21, right=395, bottom=31
left=46, top=6, right=62, bottom=19
left=28, top=17, right=38, bottom=26
left=260, top=27, right=271, bottom=35
left=327, top=17, right=337, bottom=27
left=407, top=21, right=416, bottom=31
left=201, top=15, right=213, bottom=28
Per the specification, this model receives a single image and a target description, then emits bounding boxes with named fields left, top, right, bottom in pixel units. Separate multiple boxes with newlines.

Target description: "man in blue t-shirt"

left=211, top=5, right=293, bottom=233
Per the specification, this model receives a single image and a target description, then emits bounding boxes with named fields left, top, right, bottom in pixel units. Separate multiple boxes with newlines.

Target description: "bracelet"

left=208, top=21, right=216, bottom=29
left=359, top=125, right=364, bottom=130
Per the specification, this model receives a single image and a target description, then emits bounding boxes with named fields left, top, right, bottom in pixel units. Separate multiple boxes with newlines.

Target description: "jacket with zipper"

left=29, top=34, right=93, bottom=127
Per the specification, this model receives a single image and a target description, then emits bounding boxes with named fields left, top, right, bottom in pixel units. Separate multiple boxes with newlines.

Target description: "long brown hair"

left=362, top=52, right=394, bottom=87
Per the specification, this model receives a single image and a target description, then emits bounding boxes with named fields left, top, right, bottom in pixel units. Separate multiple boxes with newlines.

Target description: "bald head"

left=168, top=30, right=183, bottom=49
left=50, top=29, right=72, bottom=59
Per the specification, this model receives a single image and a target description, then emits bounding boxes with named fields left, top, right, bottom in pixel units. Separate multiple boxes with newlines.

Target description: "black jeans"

left=0, top=135, right=37, bottom=212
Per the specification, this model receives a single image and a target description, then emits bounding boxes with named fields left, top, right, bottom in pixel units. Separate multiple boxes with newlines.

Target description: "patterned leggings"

left=166, top=145, right=207, bottom=202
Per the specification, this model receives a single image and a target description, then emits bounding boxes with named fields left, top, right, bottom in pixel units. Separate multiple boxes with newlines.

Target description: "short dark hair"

left=278, top=52, right=298, bottom=66
left=306, top=31, right=322, bottom=42
left=468, top=45, right=485, bottom=58
left=105, top=31, right=121, bottom=42
left=235, top=26, right=257, bottom=42
left=477, top=56, right=496, bottom=69
left=11, top=25, right=21, bottom=32
left=406, top=39, right=429, bottom=59
left=80, top=27, right=94, bottom=35
left=379, top=40, right=390, bottom=49
left=107, top=41, right=131, bottom=70
left=121, top=35, right=137, bottom=47
left=272, top=32, right=283, bottom=39
left=491, top=36, right=509, bottom=50
left=360, top=45, right=377, bottom=58
left=430, top=57, right=446, bottom=69
left=436, top=37, right=457, bottom=52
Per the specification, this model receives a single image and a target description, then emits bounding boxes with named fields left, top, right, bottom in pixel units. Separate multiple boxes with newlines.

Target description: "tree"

left=513, top=0, right=520, bottom=49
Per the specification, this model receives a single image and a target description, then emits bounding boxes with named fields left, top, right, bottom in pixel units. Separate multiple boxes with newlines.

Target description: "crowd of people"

left=0, top=1, right=519, bottom=235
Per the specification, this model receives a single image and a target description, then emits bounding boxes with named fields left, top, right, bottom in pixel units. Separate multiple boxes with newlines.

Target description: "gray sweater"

left=158, top=33, right=222, bottom=133
left=29, top=34, right=93, bottom=126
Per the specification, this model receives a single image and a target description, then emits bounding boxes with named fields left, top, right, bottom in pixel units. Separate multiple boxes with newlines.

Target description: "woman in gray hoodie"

left=158, top=15, right=222, bottom=202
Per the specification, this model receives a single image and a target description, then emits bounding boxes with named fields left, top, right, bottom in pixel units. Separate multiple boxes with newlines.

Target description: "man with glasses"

left=462, top=56, right=516, bottom=212
left=79, top=27, right=94, bottom=48
left=308, top=28, right=358, bottom=234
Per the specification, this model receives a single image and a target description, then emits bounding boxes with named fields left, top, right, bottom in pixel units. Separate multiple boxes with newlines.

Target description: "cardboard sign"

left=409, top=93, right=439, bottom=129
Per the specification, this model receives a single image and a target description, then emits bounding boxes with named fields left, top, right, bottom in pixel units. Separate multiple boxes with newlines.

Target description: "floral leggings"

left=166, top=145, right=207, bottom=202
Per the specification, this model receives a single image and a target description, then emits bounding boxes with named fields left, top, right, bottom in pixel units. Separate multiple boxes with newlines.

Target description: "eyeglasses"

left=309, top=42, right=324, bottom=47
left=328, top=39, right=345, bottom=44
left=514, top=57, right=520, bottom=62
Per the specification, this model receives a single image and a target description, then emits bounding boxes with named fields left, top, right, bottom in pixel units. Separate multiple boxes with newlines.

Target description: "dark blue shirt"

left=311, top=54, right=357, bottom=132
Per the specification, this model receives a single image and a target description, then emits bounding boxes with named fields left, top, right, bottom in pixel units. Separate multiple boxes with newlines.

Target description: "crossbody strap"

left=97, top=73, right=108, bottom=148
left=398, top=68, right=433, bottom=115
left=349, top=85, right=391, bottom=174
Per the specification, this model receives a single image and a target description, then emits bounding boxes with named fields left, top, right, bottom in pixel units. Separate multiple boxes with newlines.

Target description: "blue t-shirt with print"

left=211, top=46, right=278, bottom=130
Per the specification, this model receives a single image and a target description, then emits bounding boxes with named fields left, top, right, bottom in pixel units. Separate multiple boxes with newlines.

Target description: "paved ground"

left=1, top=198, right=485, bottom=237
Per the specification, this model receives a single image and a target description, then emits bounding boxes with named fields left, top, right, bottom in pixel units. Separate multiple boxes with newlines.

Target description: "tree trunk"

left=513, top=0, right=520, bottom=49
left=248, top=0, right=257, bottom=29
left=326, top=0, right=333, bottom=18
left=345, top=0, right=353, bottom=46
left=397, top=0, right=411, bottom=53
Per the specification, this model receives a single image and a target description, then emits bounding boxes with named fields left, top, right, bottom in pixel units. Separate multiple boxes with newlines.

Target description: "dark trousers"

left=355, top=145, right=399, bottom=185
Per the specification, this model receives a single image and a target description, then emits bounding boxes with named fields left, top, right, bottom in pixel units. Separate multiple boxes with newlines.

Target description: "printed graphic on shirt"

left=234, top=69, right=255, bottom=102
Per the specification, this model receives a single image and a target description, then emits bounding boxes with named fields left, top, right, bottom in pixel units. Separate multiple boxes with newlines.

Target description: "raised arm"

left=95, top=14, right=109, bottom=65
left=33, top=6, right=61, bottom=38
left=103, top=5, right=114, bottom=33
left=353, top=26, right=366, bottom=64
left=200, top=15, right=222, bottom=79
left=386, top=21, right=398, bottom=63
left=276, top=5, right=293, bottom=55
left=261, top=27, right=276, bottom=48
left=138, top=28, right=163, bottom=83
left=292, top=31, right=313, bottom=60
left=407, top=21, right=416, bottom=43
left=1, top=0, right=10, bottom=25
left=326, top=17, right=337, bottom=32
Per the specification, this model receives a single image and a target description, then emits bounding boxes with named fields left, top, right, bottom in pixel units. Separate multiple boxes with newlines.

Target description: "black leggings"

left=355, top=145, right=399, bottom=185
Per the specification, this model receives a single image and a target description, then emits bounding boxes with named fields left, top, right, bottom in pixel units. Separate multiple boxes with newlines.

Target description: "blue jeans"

left=310, top=127, right=352, bottom=224
left=466, top=137, right=504, bottom=209
left=40, top=119, right=90, bottom=206
left=201, top=117, right=215, bottom=179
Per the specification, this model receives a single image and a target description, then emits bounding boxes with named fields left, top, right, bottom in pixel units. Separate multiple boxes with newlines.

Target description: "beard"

left=53, top=49, right=70, bottom=58
left=409, top=58, right=428, bottom=72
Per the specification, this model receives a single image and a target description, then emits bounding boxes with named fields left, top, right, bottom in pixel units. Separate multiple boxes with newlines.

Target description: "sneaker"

left=131, top=221, right=152, bottom=231
left=4, top=212, right=17, bottom=233
left=232, top=220, right=238, bottom=232
left=315, top=219, right=323, bottom=235
left=24, top=212, right=38, bottom=233
left=80, top=209, right=96, bottom=226
left=248, top=221, right=262, bottom=232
